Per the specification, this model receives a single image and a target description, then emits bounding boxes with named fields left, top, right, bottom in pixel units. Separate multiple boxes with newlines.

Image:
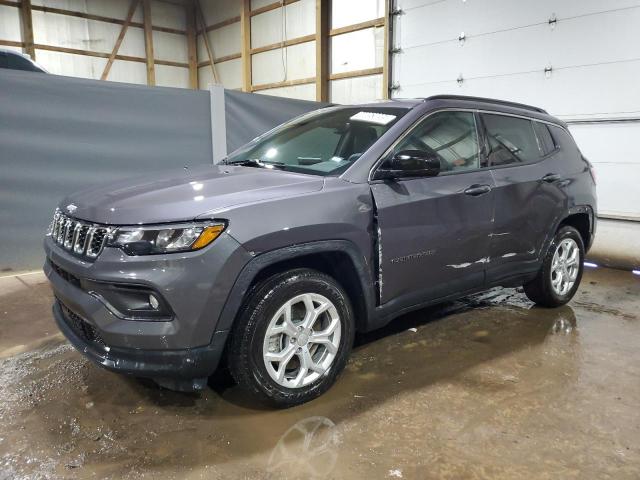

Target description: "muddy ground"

left=1, top=267, right=639, bottom=479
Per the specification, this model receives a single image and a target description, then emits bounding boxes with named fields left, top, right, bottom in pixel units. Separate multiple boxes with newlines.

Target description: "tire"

left=524, top=225, right=585, bottom=307
left=228, top=268, right=355, bottom=408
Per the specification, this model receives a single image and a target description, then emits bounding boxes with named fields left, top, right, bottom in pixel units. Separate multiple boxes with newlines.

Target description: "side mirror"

left=373, top=150, right=441, bottom=180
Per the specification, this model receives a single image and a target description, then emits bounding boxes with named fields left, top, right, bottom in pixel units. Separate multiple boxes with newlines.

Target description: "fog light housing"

left=82, top=279, right=173, bottom=321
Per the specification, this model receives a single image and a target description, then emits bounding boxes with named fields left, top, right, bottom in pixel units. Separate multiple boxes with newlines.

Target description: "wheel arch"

left=213, top=240, right=376, bottom=342
left=559, top=205, right=595, bottom=251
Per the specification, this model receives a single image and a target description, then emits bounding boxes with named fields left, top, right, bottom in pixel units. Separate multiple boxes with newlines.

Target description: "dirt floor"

left=0, top=267, right=639, bottom=480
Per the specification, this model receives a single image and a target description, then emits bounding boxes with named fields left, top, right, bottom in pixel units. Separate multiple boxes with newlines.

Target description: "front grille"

left=49, top=260, right=81, bottom=288
left=50, top=210, right=111, bottom=260
left=58, top=299, right=105, bottom=346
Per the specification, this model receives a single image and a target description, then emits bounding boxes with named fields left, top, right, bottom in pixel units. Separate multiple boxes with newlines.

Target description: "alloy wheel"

left=262, top=293, right=341, bottom=388
left=550, top=238, right=580, bottom=296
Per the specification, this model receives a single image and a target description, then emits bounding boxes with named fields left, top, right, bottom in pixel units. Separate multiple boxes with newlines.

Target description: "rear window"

left=482, top=113, right=540, bottom=166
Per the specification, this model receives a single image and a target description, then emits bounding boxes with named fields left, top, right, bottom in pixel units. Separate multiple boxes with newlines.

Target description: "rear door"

left=371, top=110, right=495, bottom=306
left=480, top=113, right=568, bottom=282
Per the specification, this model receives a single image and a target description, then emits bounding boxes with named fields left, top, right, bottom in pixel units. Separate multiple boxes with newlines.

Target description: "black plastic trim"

left=54, top=300, right=225, bottom=379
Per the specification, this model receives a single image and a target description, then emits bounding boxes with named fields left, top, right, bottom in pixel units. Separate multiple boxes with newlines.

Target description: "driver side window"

left=394, top=111, right=483, bottom=173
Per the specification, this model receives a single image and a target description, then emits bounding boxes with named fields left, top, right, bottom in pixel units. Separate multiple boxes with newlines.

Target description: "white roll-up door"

left=391, top=0, right=640, bottom=220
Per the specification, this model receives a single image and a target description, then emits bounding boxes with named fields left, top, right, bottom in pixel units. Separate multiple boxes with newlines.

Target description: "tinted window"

left=394, top=111, right=482, bottom=172
left=549, top=125, right=581, bottom=161
left=482, top=113, right=540, bottom=166
left=533, top=121, right=556, bottom=155
left=0, top=52, right=7, bottom=69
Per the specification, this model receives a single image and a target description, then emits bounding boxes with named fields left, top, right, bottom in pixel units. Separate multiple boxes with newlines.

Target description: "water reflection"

left=267, top=416, right=340, bottom=479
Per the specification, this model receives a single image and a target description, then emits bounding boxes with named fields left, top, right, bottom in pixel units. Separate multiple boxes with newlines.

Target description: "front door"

left=371, top=110, right=495, bottom=306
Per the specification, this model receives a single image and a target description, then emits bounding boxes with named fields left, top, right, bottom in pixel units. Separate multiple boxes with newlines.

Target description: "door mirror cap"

left=373, top=150, right=441, bottom=180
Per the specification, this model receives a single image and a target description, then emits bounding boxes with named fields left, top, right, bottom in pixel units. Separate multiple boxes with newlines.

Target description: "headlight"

left=107, top=222, right=226, bottom=255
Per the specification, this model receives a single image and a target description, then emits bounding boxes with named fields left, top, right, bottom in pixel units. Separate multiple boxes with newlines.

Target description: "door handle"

left=464, top=184, right=492, bottom=196
left=542, top=173, right=562, bottom=183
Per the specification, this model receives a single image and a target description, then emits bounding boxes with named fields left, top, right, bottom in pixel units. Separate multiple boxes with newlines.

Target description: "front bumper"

left=53, top=299, right=226, bottom=382
left=44, top=232, right=252, bottom=382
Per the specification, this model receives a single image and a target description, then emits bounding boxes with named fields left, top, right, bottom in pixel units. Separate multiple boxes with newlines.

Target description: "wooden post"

left=195, top=0, right=218, bottom=83
left=240, top=0, right=252, bottom=92
left=382, top=0, right=390, bottom=99
left=20, top=0, right=35, bottom=60
left=186, top=0, right=198, bottom=89
left=315, top=0, right=329, bottom=101
left=101, top=0, right=139, bottom=80
left=142, top=0, right=155, bottom=86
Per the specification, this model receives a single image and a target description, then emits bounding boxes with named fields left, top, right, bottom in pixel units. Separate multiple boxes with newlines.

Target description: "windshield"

left=224, top=107, right=408, bottom=176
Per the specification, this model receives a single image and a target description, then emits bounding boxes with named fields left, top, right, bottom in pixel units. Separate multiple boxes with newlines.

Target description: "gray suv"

left=44, top=95, right=597, bottom=407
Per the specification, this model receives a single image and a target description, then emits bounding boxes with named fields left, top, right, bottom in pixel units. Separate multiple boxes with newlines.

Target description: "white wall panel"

left=117, top=27, right=146, bottom=58
left=155, top=64, right=189, bottom=88
left=32, top=11, right=146, bottom=57
left=570, top=122, right=640, bottom=219
left=393, top=0, right=640, bottom=221
left=215, top=58, right=242, bottom=89
left=255, top=82, right=316, bottom=101
left=198, top=65, right=214, bottom=89
left=252, top=40, right=315, bottom=85
left=211, top=21, right=241, bottom=58
left=331, top=27, right=383, bottom=74
left=31, top=0, right=143, bottom=22
left=34, top=48, right=106, bottom=79
left=251, top=0, right=274, bottom=10
left=152, top=30, right=187, bottom=62
left=0, top=45, right=23, bottom=53
left=107, top=58, right=147, bottom=84
left=201, top=0, right=240, bottom=25
left=197, top=25, right=241, bottom=65
left=251, top=0, right=314, bottom=49
left=330, top=74, right=382, bottom=104
left=198, top=59, right=242, bottom=90
left=0, top=5, right=22, bottom=42
left=150, top=1, right=186, bottom=30
left=281, top=0, right=315, bottom=40
left=251, top=8, right=282, bottom=48
left=331, top=0, right=384, bottom=29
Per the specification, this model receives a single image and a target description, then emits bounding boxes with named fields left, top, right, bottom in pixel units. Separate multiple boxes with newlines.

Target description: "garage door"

left=391, top=0, right=640, bottom=220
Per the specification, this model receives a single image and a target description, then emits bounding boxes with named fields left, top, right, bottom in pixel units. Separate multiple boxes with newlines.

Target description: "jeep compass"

left=44, top=95, right=597, bottom=407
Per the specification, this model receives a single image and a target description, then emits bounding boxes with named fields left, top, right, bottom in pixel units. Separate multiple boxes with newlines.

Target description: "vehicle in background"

left=44, top=95, right=596, bottom=407
left=0, top=49, right=47, bottom=73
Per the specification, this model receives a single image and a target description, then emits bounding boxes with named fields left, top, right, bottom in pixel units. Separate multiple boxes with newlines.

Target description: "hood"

left=60, top=165, right=324, bottom=225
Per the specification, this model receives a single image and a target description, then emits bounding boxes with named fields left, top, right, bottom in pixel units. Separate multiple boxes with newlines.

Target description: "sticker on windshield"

left=349, top=111, right=397, bottom=125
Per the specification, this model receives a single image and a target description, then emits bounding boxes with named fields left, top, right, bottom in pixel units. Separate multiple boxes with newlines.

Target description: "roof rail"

left=424, top=95, right=547, bottom=114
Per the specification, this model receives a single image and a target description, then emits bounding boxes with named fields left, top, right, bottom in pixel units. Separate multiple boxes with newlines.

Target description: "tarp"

left=224, top=89, right=329, bottom=153
left=0, top=70, right=325, bottom=271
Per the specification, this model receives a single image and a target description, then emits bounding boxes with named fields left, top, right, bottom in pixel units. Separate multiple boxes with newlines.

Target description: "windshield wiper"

left=225, top=158, right=287, bottom=169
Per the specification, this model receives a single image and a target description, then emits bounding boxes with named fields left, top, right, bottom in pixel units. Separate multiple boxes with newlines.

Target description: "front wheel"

left=524, top=225, right=585, bottom=307
left=228, top=268, right=355, bottom=408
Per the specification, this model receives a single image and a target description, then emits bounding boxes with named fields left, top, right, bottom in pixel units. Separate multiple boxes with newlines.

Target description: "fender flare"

left=540, top=204, right=596, bottom=260
left=212, top=239, right=376, bottom=338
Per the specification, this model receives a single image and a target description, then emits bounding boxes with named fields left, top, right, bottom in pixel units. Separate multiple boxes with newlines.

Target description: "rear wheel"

left=228, top=268, right=354, bottom=408
left=524, top=225, right=584, bottom=307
